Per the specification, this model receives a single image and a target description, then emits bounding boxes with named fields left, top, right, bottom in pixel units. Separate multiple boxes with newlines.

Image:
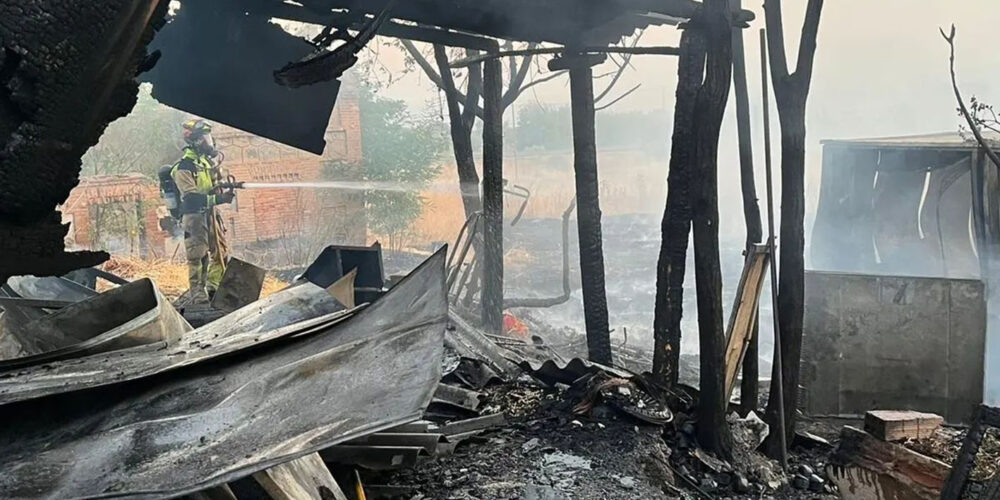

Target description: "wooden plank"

left=723, top=244, right=770, bottom=400
left=864, top=410, right=944, bottom=442
left=252, top=453, right=348, bottom=500
left=832, top=426, right=950, bottom=500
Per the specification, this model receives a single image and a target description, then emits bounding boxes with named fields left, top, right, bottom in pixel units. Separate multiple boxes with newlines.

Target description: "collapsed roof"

left=143, top=0, right=752, bottom=153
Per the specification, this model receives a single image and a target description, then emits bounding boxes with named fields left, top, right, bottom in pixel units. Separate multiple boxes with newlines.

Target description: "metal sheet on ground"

left=0, top=249, right=447, bottom=499
left=0, top=282, right=348, bottom=405
left=0, top=279, right=191, bottom=369
left=211, top=258, right=267, bottom=313
left=4, top=275, right=98, bottom=302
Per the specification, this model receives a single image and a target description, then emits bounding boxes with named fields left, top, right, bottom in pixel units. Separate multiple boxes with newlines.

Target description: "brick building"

left=213, top=77, right=365, bottom=255
left=62, top=77, right=365, bottom=264
left=61, top=174, right=169, bottom=258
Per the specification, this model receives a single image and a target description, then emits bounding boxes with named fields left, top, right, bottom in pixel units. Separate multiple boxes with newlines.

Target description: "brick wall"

left=60, top=174, right=168, bottom=258
left=213, top=74, right=365, bottom=251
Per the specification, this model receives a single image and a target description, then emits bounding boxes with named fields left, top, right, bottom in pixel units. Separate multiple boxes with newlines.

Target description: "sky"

left=362, top=1, right=1000, bottom=235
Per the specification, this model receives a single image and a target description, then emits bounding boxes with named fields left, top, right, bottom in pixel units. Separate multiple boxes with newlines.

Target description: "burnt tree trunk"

left=569, top=61, right=612, bottom=364
left=652, top=27, right=707, bottom=385
left=480, top=57, right=504, bottom=334
left=761, top=0, right=824, bottom=458
left=433, top=45, right=482, bottom=219
left=691, top=0, right=735, bottom=460
left=731, top=0, right=763, bottom=415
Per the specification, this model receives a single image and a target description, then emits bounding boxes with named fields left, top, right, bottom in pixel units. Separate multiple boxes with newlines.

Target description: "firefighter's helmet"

left=181, top=119, right=218, bottom=157
left=182, top=119, right=212, bottom=144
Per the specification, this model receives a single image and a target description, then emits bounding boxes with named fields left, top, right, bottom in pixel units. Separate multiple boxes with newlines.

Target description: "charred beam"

left=567, top=54, right=613, bottom=364
left=451, top=46, right=680, bottom=68
left=267, top=5, right=496, bottom=51
left=480, top=56, right=504, bottom=334
left=653, top=27, right=706, bottom=385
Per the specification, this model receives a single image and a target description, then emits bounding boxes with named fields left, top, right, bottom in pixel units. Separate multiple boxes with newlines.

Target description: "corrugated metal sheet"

left=0, top=281, right=349, bottom=405
left=0, top=249, right=447, bottom=499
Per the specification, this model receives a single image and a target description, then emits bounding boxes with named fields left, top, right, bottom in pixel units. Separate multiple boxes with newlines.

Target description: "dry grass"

left=101, top=255, right=287, bottom=301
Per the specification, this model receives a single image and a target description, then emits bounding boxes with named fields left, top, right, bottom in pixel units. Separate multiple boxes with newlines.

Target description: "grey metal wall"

left=810, top=145, right=979, bottom=279
left=802, top=271, right=986, bottom=423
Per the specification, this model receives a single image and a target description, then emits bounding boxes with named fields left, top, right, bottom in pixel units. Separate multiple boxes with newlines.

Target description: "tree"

left=80, top=83, right=187, bottom=178
left=654, top=0, right=736, bottom=459
left=399, top=40, right=559, bottom=220
left=346, top=82, right=446, bottom=250
left=941, top=27, right=1000, bottom=167
left=399, top=37, right=644, bottom=221
left=761, top=0, right=824, bottom=459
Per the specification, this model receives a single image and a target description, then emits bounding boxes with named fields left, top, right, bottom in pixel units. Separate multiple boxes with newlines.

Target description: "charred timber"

left=450, top=46, right=680, bottom=68
left=691, top=0, right=736, bottom=461
left=568, top=56, right=612, bottom=365
left=267, top=4, right=496, bottom=51
left=480, top=57, right=504, bottom=335
left=652, top=28, right=706, bottom=385
left=0, top=0, right=168, bottom=279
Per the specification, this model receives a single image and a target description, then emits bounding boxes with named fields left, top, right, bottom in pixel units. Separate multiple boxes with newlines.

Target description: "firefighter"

left=171, top=119, right=233, bottom=301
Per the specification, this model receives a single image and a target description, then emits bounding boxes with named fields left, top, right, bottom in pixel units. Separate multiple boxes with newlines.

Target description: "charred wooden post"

left=730, top=0, right=764, bottom=415
left=553, top=52, right=613, bottom=364
left=653, top=28, right=707, bottom=385
left=480, top=56, right=504, bottom=334
left=691, top=0, right=736, bottom=460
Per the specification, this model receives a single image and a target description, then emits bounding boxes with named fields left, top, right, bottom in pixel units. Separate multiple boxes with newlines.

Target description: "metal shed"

left=804, top=132, right=1000, bottom=421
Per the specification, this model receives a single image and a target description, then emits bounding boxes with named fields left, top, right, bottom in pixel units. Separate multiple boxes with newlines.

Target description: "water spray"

left=218, top=180, right=460, bottom=193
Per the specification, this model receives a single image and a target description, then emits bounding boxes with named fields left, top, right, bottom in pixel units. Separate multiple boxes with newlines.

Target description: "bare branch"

left=403, top=39, right=486, bottom=119
left=502, top=43, right=537, bottom=108
left=502, top=70, right=567, bottom=104
left=595, top=32, right=643, bottom=103
left=595, top=84, right=641, bottom=111
left=762, top=0, right=790, bottom=80
left=400, top=39, right=445, bottom=89
left=462, top=48, right=483, bottom=132
left=942, top=25, right=1000, bottom=169
left=793, top=0, right=825, bottom=87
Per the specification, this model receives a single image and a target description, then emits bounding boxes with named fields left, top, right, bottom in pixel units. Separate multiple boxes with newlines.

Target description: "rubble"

left=0, top=248, right=448, bottom=498
left=828, top=425, right=951, bottom=499
left=5, top=241, right=988, bottom=500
